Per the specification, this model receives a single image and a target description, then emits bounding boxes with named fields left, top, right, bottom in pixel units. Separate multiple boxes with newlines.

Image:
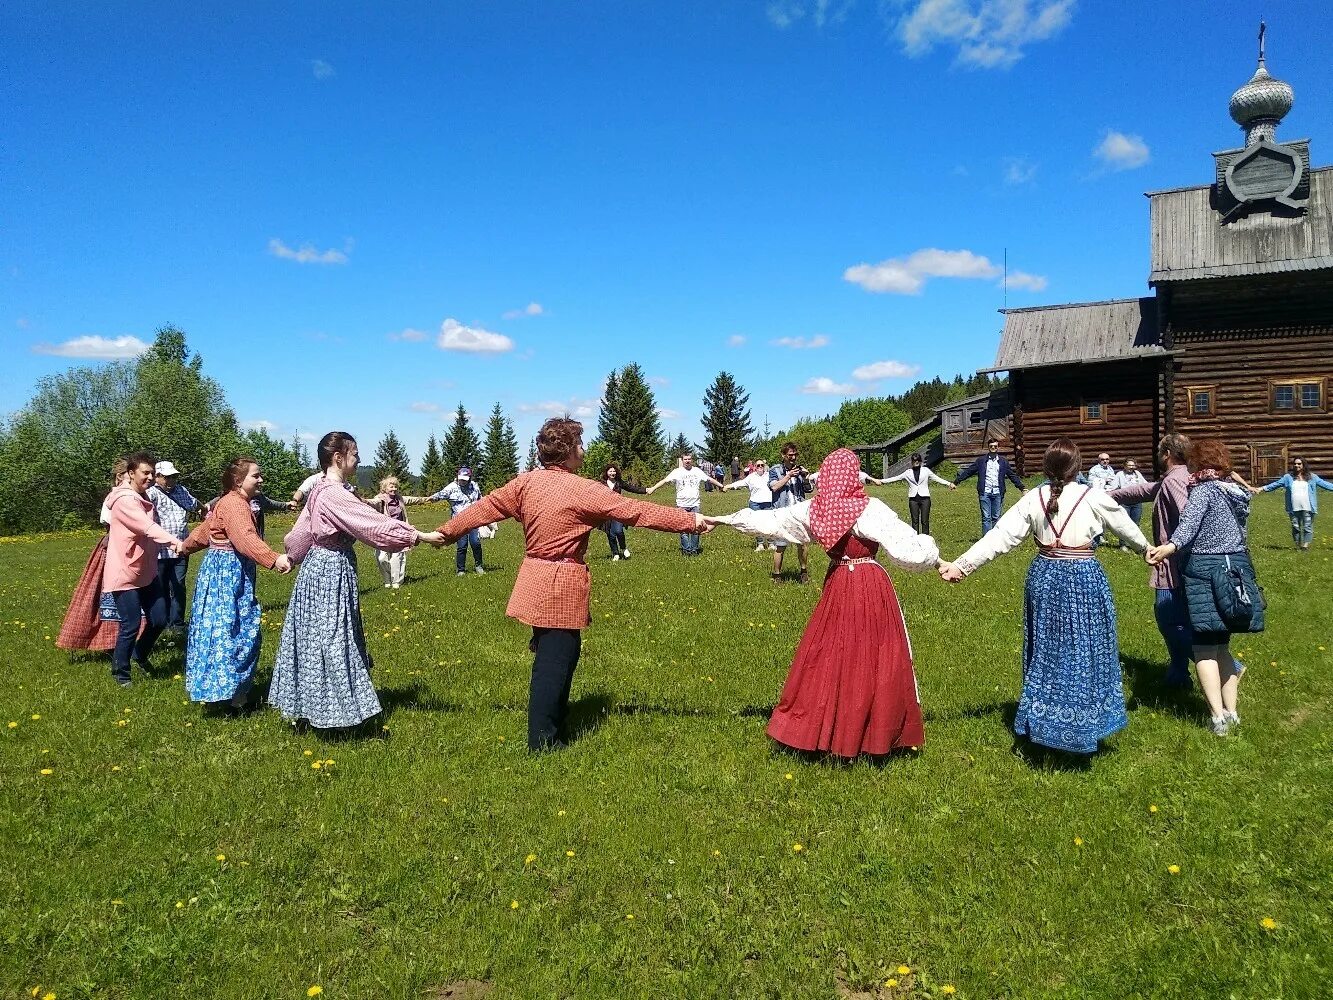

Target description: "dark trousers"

left=111, top=579, right=167, bottom=681
left=1153, top=588, right=1194, bottom=686
left=604, top=520, right=627, bottom=556
left=456, top=529, right=483, bottom=572
left=529, top=627, right=581, bottom=750
left=157, top=555, right=189, bottom=628
left=908, top=495, right=932, bottom=534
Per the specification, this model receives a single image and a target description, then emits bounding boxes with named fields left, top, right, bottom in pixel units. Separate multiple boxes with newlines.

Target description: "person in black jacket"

left=955, top=439, right=1026, bottom=536
left=600, top=463, right=647, bottom=559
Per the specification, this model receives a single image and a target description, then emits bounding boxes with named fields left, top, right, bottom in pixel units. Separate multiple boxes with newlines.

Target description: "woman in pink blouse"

left=270, top=432, right=444, bottom=732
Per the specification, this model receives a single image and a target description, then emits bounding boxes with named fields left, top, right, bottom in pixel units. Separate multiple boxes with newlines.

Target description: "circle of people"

left=58, top=420, right=1324, bottom=756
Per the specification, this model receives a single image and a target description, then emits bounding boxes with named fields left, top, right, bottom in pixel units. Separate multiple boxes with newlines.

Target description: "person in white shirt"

left=648, top=451, right=724, bottom=555
left=725, top=458, right=776, bottom=552
left=1087, top=453, right=1119, bottom=491
left=1111, top=459, right=1149, bottom=544
left=883, top=452, right=955, bottom=534
left=938, top=437, right=1147, bottom=756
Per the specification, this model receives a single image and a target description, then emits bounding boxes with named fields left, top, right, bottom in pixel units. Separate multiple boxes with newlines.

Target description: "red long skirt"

left=56, top=535, right=121, bottom=652
left=766, top=535, right=924, bottom=757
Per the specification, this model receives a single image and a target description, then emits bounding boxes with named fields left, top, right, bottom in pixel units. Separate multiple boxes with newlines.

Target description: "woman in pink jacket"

left=102, top=452, right=183, bottom=686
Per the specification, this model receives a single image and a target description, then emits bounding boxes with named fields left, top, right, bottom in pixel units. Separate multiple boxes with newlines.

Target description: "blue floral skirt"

left=1016, top=555, right=1127, bottom=754
left=270, top=546, right=380, bottom=729
left=186, top=548, right=261, bottom=704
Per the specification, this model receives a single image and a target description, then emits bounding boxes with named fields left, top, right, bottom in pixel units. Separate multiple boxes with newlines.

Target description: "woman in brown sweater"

left=181, top=457, right=292, bottom=709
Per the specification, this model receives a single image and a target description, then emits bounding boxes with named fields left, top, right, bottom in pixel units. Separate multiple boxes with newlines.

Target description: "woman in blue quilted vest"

left=1147, top=439, right=1257, bottom=737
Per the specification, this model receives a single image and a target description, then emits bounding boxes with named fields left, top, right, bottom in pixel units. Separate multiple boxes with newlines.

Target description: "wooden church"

left=983, top=29, right=1331, bottom=482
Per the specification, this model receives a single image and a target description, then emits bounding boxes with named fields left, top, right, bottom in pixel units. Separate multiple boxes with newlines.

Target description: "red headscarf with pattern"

left=808, top=448, right=869, bottom=549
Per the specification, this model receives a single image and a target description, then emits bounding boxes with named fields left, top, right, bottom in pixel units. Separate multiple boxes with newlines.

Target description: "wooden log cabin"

left=980, top=32, right=1331, bottom=482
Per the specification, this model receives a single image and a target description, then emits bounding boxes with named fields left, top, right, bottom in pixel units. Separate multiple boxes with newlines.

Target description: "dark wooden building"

left=937, top=389, right=1012, bottom=466
left=980, top=34, right=1332, bottom=481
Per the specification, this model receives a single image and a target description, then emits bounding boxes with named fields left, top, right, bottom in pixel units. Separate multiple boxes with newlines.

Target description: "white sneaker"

left=457, top=571, right=465, bottom=577
left=475, top=566, right=485, bottom=575
left=754, top=543, right=765, bottom=553
left=622, top=549, right=631, bottom=559
left=1226, top=711, right=1240, bottom=727
left=612, top=554, right=621, bottom=561
left=1210, top=715, right=1230, bottom=736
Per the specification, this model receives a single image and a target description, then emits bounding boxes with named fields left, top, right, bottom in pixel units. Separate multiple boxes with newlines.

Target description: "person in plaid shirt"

left=436, top=417, right=706, bottom=751
left=146, top=460, right=200, bottom=631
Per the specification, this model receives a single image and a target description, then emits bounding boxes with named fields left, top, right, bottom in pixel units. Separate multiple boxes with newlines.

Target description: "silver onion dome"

left=1229, top=59, right=1295, bottom=129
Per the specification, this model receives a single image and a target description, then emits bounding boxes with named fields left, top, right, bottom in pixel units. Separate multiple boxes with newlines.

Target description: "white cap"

left=155, top=461, right=181, bottom=477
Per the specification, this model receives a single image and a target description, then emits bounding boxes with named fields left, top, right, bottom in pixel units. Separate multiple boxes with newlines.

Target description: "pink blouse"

left=284, top=479, right=419, bottom=563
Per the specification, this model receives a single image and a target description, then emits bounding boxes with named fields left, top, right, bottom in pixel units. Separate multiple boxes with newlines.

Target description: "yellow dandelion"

left=43, top=994, right=56, bottom=1000
left=1260, top=916, right=1278, bottom=930
left=311, top=762, right=321, bottom=770
left=711, top=850, right=721, bottom=857
left=39, top=768, right=53, bottom=775
left=111, top=766, right=121, bottom=772
left=885, top=979, right=898, bottom=989
left=941, top=987, right=957, bottom=996
left=1148, top=805, right=1158, bottom=813
left=175, top=901, right=184, bottom=909
left=303, top=750, right=313, bottom=756
left=510, top=900, right=520, bottom=910
left=557, top=809, right=566, bottom=816
left=1167, top=864, right=1180, bottom=874
left=784, top=773, right=793, bottom=780
left=173, top=673, right=182, bottom=680
left=122, top=707, right=132, bottom=714
left=1270, top=660, right=1277, bottom=667
left=1073, top=837, right=1084, bottom=847
left=117, top=719, right=128, bottom=727
left=6, top=721, right=16, bottom=728
left=216, top=854, right=226, bottom=862
left=792, top=843, right=804, bottom=852
left=897, top=965, right=911, bottom=975
left=324, top=759, right=335, bottom=766
left=30, top=714, right=40, bottom=720
left=524, top=853, right=537, bottom=865
left=625, top=913, right=634, bottom=920
left=566, top=850, right=576, bottom=857
left=307, top=987, right=323, bottom=998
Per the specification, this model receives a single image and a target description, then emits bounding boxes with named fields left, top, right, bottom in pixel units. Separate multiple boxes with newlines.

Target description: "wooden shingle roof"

left=1148, top=164, right=1333, bottom=282
left=981, top=297, right=1166, bottom=373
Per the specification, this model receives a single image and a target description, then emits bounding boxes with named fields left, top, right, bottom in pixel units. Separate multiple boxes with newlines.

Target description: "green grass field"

left=2, top=485, right=1329, bottom=999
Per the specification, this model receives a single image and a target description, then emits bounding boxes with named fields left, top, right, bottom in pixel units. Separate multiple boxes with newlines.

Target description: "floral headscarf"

left=808, top=448, right=869, bottom=549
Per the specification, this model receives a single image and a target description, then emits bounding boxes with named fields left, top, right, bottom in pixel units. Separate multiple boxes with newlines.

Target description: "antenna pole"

left=1003, top=247, right=1008, bottom=310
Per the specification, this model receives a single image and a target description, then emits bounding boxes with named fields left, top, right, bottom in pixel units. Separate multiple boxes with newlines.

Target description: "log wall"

left=1011, top=362, right=1161, bottom=476
left=1171, top=326, right=1333, bottom=482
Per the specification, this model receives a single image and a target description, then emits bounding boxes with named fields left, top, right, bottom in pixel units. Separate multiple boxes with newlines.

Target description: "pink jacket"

left=103, top=486, right=178, bottom=592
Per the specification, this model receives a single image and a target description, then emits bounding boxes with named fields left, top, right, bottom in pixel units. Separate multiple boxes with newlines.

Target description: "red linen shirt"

left=437, top=467, right=696, bottom=629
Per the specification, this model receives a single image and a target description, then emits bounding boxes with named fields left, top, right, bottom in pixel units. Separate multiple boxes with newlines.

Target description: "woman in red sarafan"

left=711, top=448, right=940, bottom=757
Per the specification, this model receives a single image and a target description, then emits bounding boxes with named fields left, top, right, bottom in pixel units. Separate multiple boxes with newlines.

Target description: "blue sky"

left=4, top=1, right=1330, bottom=466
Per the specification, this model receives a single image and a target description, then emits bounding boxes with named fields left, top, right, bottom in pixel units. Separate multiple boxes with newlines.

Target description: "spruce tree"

left=699, top=371, right=754, bottom=462
left=525, top=438, right=539, bottom=471
left=480, top=402, right=518, bottom=491
left=371, top=428, right=413, bottom=484
left=420, top=433, right=446, bottom=495
left=610, top=363, right=664, bottom=477
left=597, top=370, right=620, bottom=448
left=441, top=403, right=481, bottom=476
left=669, top=431, right=690, bottom=459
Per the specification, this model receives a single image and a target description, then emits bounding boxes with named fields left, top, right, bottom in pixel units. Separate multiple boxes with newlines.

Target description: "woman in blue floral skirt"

left=938, top=439, right=1148, bottom=755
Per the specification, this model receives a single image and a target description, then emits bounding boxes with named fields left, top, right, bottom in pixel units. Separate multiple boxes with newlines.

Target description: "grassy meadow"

left=1, top=484, right=1330, bottom=1000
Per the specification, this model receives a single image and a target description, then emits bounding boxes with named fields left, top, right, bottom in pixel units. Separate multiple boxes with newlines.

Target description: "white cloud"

left=767, top=0, right=852, bottom=29
left=502, top=302, right=544, bottom=320
left=1005, top=270, right=1048, bottom=291
left=31, top=335, right=150, bottom=359
left=852, top=360, right=921, bottom=381
left=894, top=0, right=1076, bottom=70
left=771, top=335, right=830, bottom=349
left=311, top=59, right=335, bottom=80
left=656, top=407, right=682, bottom=420
left=409, top=401, right=441, bottom=413
left=801, top=376, right=857, bottom=395
left=648, top=375, right=671, bottom=386
left=15, top=316, right=30, bottom=329
left=1003, top=156, right=1037, bottom=185
left=437, top=318, right=514, bottom=354
left=1094, top=130, right=1150, bottom=171
left=845, top=247, right=1004, bottom=295
left=389, top=328, right=427, bottom=342
left=518, top=398, right=598, bottom=419
left=242, top=419, right=277, bottom=433
left=298, top=432, right=318, bottom=442
left=727, top=334, right=747, bottom=347
left=267, top=238, right=349, bottom=265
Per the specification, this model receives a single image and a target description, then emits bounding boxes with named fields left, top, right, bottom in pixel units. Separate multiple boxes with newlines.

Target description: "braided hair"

left=1042, top=437, right=1082, bottom=519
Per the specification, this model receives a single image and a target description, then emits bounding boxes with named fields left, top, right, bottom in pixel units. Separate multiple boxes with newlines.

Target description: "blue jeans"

left=456, top=529, right=482, bottom=572
left=1125, top=503, right=1143, bottom=525
left=157, top=555, right=189, bottom=628
left=111, top=579, right=167, bottom=682
left=1291, top=510, right=1314, bottom=546
left=979, top=492, right=1003, bottom=534
left=604, top=520, right=627, bottom=556
left=679, top=505, right=700, bottom=554
left=1153, top=588, right=1193, bottom=686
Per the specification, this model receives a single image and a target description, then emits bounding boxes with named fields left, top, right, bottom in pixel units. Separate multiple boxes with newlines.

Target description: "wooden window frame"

left=1185, top=384, right=1217, bottom=417
left=1269, top=378, right=1327, bottom=414
left=1080, top=400, right=1106, bottom=425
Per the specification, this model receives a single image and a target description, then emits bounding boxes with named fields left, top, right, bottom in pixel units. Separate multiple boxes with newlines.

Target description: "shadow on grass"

left=1122, top=655, right=1204, bottom=721
left=377, top=682, right=466, bottom=720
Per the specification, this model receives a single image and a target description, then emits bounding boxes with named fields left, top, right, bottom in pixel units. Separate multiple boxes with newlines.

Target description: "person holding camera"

left=768, top=442, right=812, bottom=583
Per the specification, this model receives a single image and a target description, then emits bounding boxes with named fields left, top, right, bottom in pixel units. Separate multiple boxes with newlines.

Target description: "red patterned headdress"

left=808, top=448, right=869, bottom=549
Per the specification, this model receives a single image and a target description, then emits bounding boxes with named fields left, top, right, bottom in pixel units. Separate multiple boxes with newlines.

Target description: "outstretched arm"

left=852, top=498, right=939, bottom=570
left=1006, top=465, right=1026, bottom=490
left=952, top=494, right=1036, bottom=575
left=954, top=461, right=977, bottom=484
left=437, top=479, right=522, bottom=540
left=712, top=502, right=813, bottom=546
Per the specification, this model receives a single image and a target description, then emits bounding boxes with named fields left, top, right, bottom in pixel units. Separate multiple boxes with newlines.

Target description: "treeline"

left=360, top=403, right=519, bottom=496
